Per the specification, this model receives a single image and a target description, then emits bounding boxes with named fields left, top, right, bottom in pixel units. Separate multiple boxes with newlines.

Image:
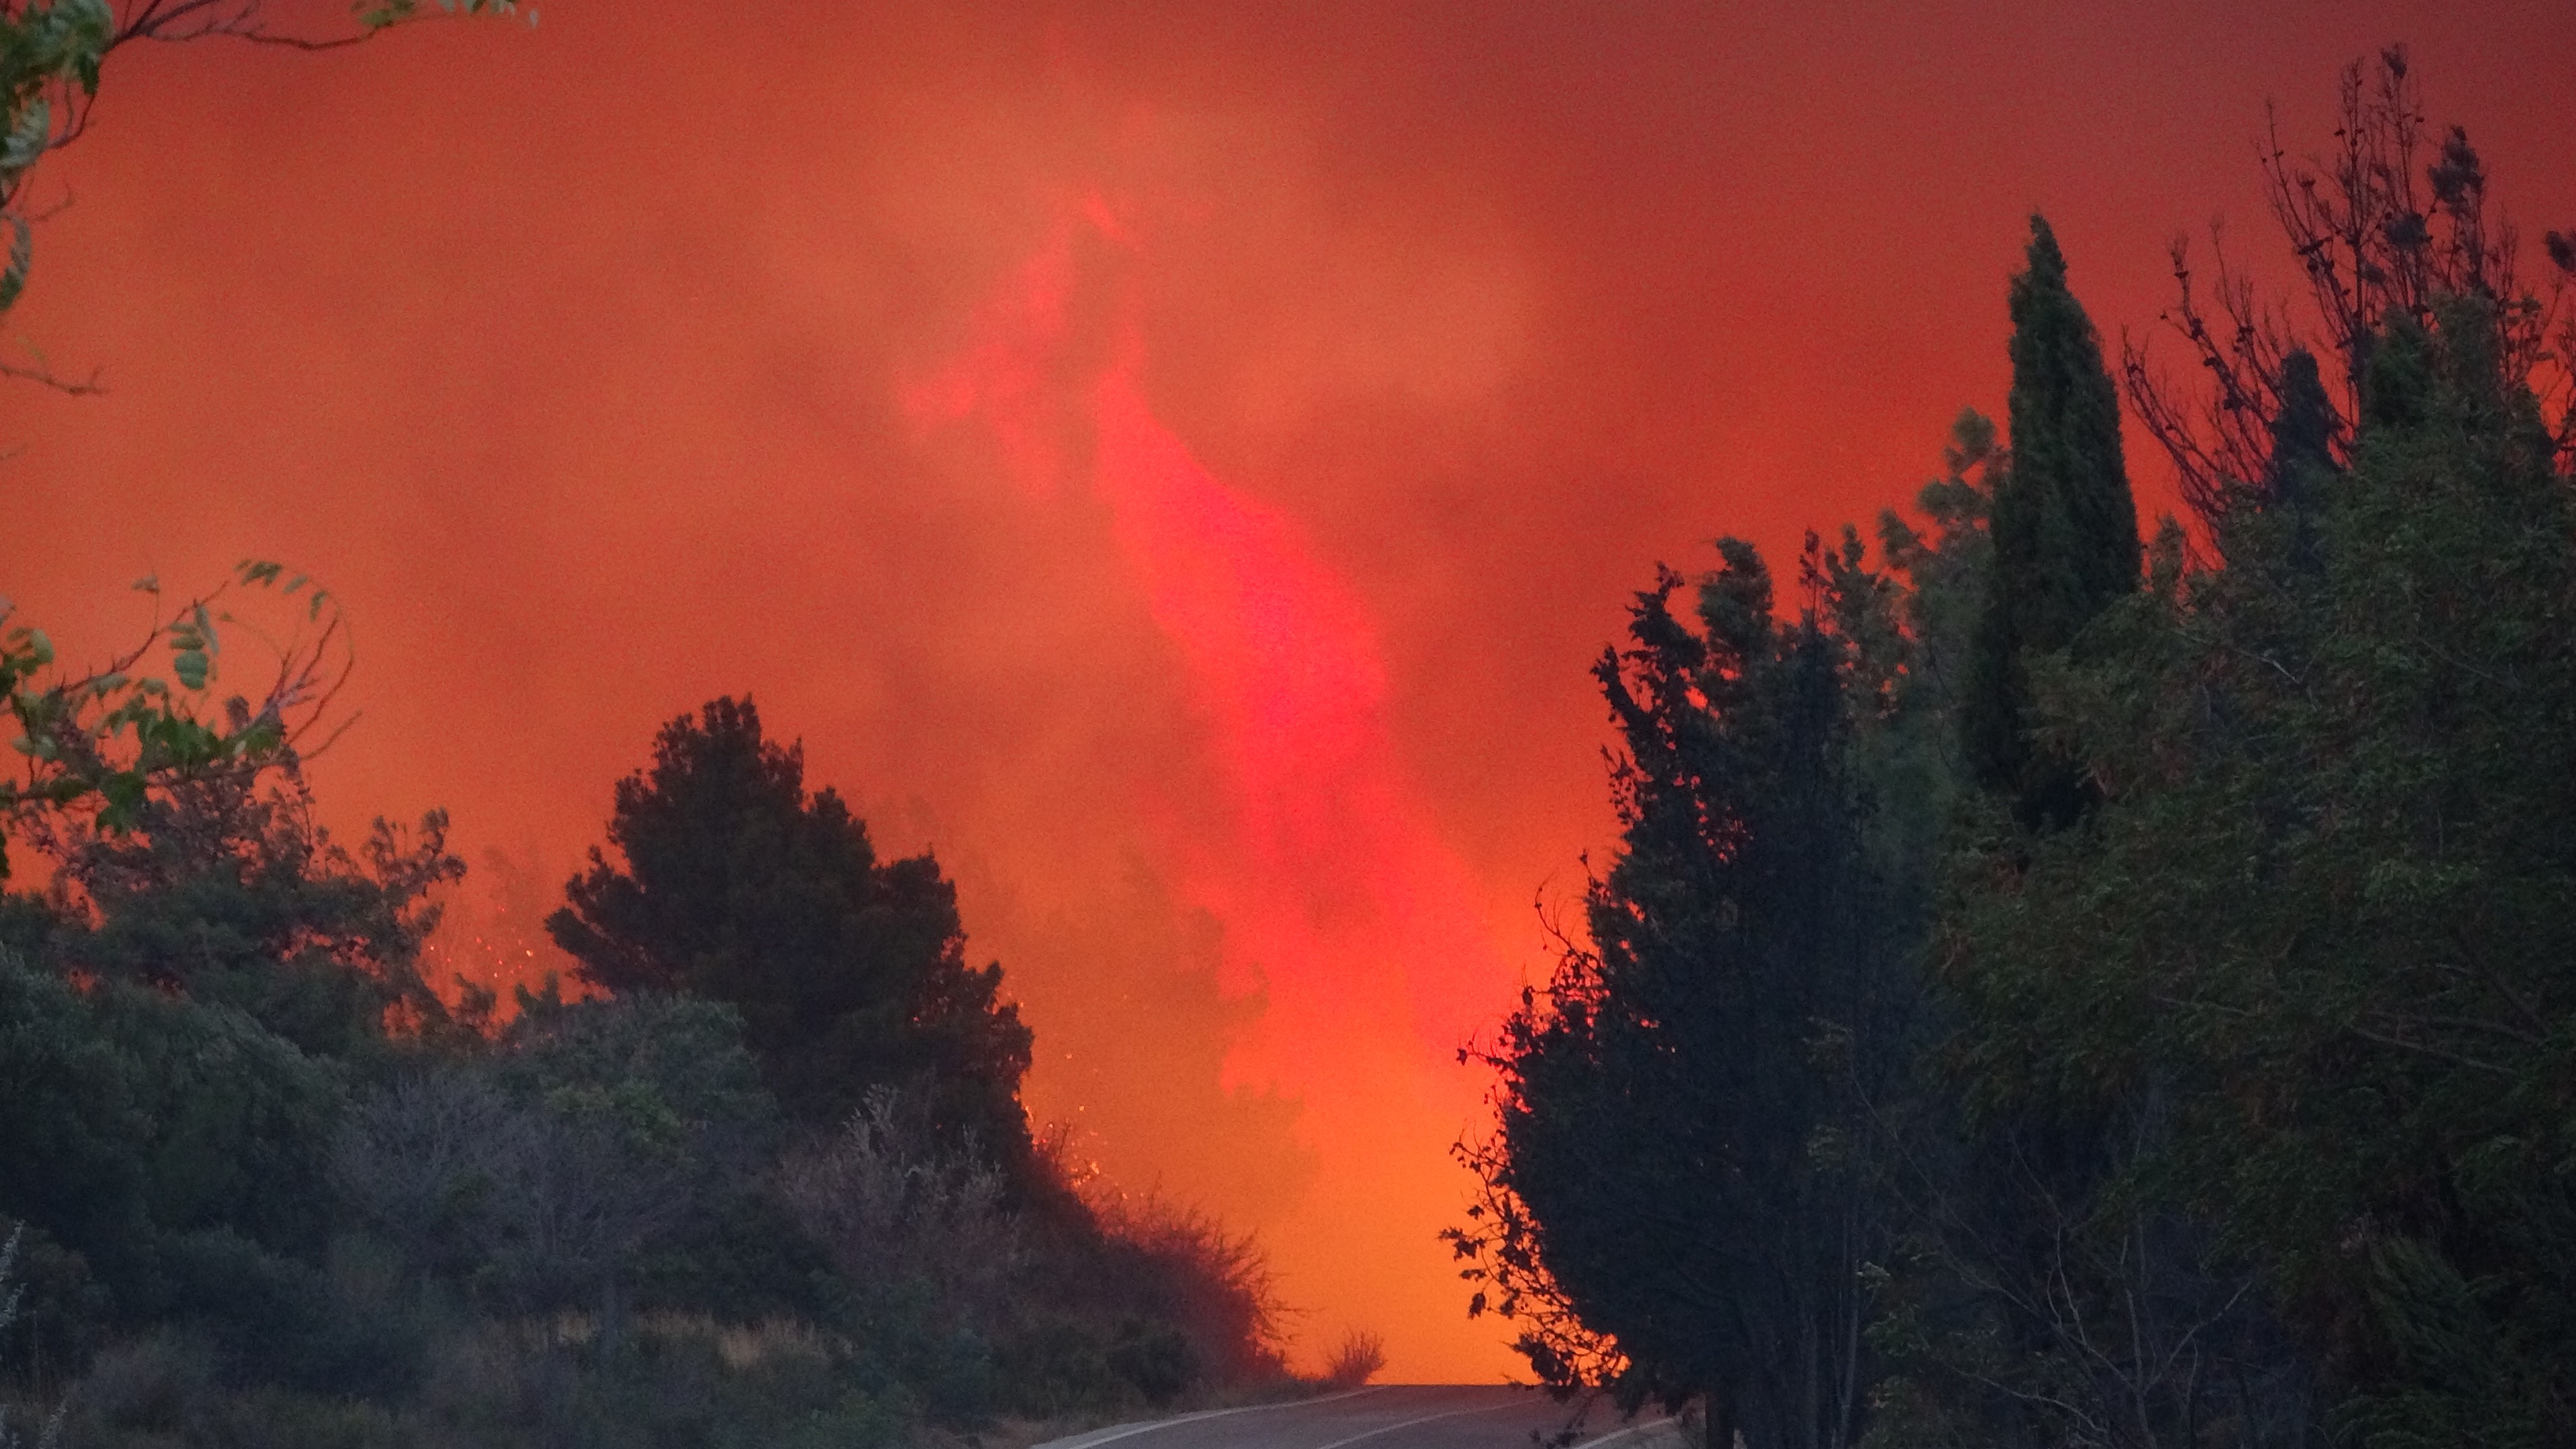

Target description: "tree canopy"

left=548, top=696, right=1036, bottom=1157
left=1456, top=54, right=2576, bottom=1449
left=1962, top=215, right=2141, bottom=823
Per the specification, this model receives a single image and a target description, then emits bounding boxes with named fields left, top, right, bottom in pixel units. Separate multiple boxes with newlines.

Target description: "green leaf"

left=0, top=215, right=33, bottom=316
left=96, top=770, right=146, bottom=832
left=354, top=0, right=421, bottom=30
left=36, top=0, right=115, bottom=95
left=173, top=649, right=209, bottom=692
left=1, top=100, right=50, bottom=174
left=231, top=721, right=283, bottom=759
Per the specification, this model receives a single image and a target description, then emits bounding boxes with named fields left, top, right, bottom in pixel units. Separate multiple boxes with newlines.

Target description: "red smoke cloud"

left=910, top=199, right=1513, bottom=1359
left=5, top=0, right=2568, bottom=1380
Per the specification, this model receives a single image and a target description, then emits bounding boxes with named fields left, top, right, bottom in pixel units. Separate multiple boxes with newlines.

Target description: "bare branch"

left=2123, top=46, right=2574, bottom=538
left=0, top=355, right=101, bottom=395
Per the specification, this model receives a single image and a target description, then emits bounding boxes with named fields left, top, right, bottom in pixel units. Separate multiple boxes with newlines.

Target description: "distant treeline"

left=0, top=681, right=1294, bottom=1447
left=1450, top=50, right=2576, bottom=1449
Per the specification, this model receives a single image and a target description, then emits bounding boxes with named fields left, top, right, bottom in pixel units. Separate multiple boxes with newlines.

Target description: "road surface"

left=1037, top=1385, right=1678, bottom=1449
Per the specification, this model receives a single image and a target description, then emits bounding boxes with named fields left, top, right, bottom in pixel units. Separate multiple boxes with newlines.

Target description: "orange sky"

left=6, top=0, right=2571, bottom=1381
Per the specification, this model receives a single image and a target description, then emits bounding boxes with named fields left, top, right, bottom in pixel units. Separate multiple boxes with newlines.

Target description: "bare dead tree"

left=332, top=1067, right=530, bottom=1277
left=2122, top=46, right=2576, bottom=527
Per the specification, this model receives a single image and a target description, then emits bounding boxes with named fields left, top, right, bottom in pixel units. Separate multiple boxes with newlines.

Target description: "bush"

left=775, top=1089, right=1020, bottom=1333
left=991, top=1321, right=1118, bottom=1421
left=1022, top=1188, right=1284, bottom=1391
left=66, top=1330, right=219, bottom=1445
left=1107, top=1321, right=1199, bottom=1407
left=0, top=1227, right=69, bottom=1449
left=0, top=1223, right=110, bottom=1387
left=1319, top=1330, right=1385, bottom=1389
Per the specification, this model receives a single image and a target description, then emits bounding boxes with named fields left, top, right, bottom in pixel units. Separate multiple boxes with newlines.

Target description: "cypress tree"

left=1962, top=215, right=2141, bottom=816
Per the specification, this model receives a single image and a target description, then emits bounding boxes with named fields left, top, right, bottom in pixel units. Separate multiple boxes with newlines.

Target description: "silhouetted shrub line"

left=0, top=694, right=1328, bottom=1446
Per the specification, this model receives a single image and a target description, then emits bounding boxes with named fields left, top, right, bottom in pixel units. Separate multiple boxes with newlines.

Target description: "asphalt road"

left=1036, top=1385, right=1678, bottom=1449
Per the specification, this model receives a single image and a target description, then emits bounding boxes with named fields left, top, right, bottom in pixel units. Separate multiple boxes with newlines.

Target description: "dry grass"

left=1318, top=1330, right=1387, bottom=1389
left=702, top=1317, right=835, bottom=1371
left=455, top=1309, right=843, bottom=1366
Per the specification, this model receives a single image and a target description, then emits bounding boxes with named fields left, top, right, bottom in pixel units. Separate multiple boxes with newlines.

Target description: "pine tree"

left=549, top=698, right=1034, bottom=1159
left=1962, top=216, right=2141, bottom=818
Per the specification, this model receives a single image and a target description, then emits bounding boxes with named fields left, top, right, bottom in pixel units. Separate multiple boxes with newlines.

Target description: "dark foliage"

left=1462, top=53, right=2576, bottom=1449
left=1941, top=301, right=2576, bottom=1447
left=548, top=698, right=1034, bottom=1159
left=0, top=676, right=1292, bottom=1446
left=1453, top=532, right=1931, bottom=1448
left=6, top=759, right=461, bottom=1061
left=2122, top=46, right=2576, bottom=526
left=1962, top=216, right=2141, bottom=825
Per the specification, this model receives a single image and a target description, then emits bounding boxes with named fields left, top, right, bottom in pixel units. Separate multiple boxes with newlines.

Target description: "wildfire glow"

left=908, top=200, right=1517, bottom=1377
left=15, top=0, right=2561, bottom=1387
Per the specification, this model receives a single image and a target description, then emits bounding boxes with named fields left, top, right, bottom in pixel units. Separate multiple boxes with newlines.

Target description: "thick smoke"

left=6, top=0, right=2567, bottom=1377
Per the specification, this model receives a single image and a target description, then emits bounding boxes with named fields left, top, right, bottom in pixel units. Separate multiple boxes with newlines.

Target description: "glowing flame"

left=910, top=195, right=1516, bottom=1379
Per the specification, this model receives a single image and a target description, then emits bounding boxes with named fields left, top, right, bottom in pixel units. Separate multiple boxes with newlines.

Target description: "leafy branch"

left=0, top=558, right=351, bottom=873
left=0, top=0, right=537, bottom=384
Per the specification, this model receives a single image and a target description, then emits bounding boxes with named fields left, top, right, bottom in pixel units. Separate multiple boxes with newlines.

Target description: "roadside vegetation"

left=0, top=9, right=1330, bottom=1444
left=0, top=675, right=1299, bottom=1447
left=1451, top=49, right=2576, bottom=1449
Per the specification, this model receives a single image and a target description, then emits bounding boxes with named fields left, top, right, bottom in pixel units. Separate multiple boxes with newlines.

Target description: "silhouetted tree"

left=548, top=698, right=1034, bottom=1160
left=2263, top=350, right=2339, bottom=506
left=1878, top=409, right=2001, bottom=735
left=1454, top=532, right=1929, bottom=1449
left=1942, top=299, right=2576, bottom=1447
left=1962, top=215, right=2140, bottom=824
left=2121, top=46, right=2576, bottom=525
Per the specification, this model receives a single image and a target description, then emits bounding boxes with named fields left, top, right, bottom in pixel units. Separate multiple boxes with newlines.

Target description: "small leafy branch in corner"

left=0, top=559, right=351, bottom=874
left=0, top=0, right=535, bottom=392
left=352, top=0, right=535, bottom=35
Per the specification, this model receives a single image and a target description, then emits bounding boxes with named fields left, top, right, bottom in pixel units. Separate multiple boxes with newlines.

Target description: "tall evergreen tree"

left=1941, top=299, right=2576, bottom=1448
left=1962, top=216, right=2141, bottom=818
